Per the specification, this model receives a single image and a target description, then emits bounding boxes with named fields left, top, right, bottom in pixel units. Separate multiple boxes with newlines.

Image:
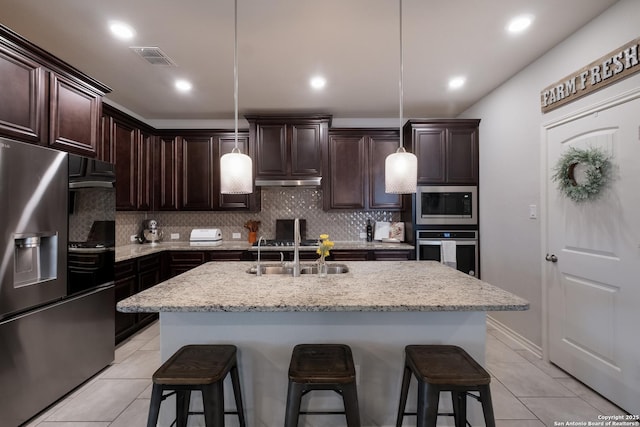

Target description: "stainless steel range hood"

left=254, top=177, right=322, bottom=187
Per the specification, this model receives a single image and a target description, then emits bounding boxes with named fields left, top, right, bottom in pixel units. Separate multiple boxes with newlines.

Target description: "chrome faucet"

left=256, top=236, right=265, bottom=276
left=292, top=218, right=301, bottom=277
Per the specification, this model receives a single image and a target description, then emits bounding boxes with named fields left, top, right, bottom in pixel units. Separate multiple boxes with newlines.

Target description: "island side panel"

left=158, top=310, right=487, bottom=427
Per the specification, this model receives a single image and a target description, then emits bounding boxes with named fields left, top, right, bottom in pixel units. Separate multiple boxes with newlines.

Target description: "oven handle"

left=416, top=239, right=477, bottom=245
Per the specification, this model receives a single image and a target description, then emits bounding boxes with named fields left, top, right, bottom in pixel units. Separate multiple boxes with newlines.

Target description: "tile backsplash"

left=116, top=188, right=401, bottom=246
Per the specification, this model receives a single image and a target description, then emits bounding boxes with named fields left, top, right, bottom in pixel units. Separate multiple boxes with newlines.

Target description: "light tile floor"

left=23, top=321, right=627, bottom=427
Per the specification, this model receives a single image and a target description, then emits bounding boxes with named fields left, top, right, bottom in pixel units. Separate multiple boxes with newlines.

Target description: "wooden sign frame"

left=541, top=37, right=640, bottom=113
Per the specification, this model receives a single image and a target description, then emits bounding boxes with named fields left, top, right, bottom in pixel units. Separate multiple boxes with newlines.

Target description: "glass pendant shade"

left=220, top=148, right=253, bottom=194
left=385, top=147, right=417, bottom=194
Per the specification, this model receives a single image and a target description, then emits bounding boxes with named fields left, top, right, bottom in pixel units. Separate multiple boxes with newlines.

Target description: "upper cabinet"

left=247, top=115, right=331, bottom=183
left=103, top=105, right=154, bottom=211
left=0, top=43, right=46, bottom=143
left=48, top=73, right=102, bottom=156
left=154, top=130, right=259, bottom=212
left=404, top=119, right=480, bottom=185
left=0, top=25, right=110, bottom=156
left=324, top=129, right=403, bottom=211
left=216, top=133, right=260, bottom=211
left=181, top=134, right=216, bottom=210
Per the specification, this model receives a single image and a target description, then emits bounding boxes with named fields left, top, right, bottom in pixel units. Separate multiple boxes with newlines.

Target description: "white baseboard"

left=487, top=315, right=542, bottom=358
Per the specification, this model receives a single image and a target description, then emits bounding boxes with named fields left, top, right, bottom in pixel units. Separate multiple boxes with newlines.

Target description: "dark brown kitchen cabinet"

left=0, top=43, right=46, bottom=144
left=329, top=250, right=369, bottom=261
left=137, top=129, right=154, bottom=211
left=136, top=254, right=161, bottom=326
left=181, top=135, right=216, bottom=210
left=1, top=25, right=110, bottom=152
left=368, top=133, right=404, bottom=209
left=325, top=133, right=367, bottom=209
left=155, top=135, right=181, bottom=211
left=208, top=251, right=246, bottom=262
left=404, top=119, right=480, bottom=185
left=48, top=73, right=101, bottom=156
left=371, top=250, right=412, bottom=261
left=247, top=115, right=331, bottom=181
left=168, top=251, right=207, bottom=278
left=328, top=249, right=411, bottom=261
left=112, top=117, right=138, bottom=210
left=104, top=106, right=154, bottom=211
left=324, top=129, right=403, bottom=211
left=155, top=131, right=258, bottom=212
left=114, top=260, right=138, bottom=344
left=215, top=133, right=260, bottom=211
left=114, top=254, right=162, bottom=344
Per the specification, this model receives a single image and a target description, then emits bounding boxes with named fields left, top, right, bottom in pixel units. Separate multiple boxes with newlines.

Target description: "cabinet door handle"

left=545, top=253, right=558, bottom=263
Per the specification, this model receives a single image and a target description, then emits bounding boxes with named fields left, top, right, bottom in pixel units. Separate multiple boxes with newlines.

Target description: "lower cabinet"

left=114, top=254, right=162, bottom=344
left=330, top=249, right=412, bottom=261
left=114, top=262, right=137, bottom=343
left=167, top=251, right=207, bottom=278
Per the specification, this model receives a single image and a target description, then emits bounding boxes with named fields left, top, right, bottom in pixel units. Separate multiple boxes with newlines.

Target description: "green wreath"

left=552, top=146, right=610, bottom=202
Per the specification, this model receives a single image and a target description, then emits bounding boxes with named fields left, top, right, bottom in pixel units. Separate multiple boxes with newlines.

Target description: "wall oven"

left=416, top=230, right=478, bottom=277
left=415, top=185, right=477, bottom=225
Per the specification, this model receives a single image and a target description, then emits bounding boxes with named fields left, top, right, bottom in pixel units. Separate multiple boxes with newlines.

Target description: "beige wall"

left=460, top=0, right=640, bottom=348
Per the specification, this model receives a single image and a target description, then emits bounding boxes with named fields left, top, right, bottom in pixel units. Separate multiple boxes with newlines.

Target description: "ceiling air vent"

left=130, top=46, right=177, bottom=66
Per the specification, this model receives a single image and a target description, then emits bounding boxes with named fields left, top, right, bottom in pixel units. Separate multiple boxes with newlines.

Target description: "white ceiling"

left=0, top=0, right=618, bottom=123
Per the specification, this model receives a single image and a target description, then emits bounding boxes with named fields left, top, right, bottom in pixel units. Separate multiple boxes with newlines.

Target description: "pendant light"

left=385, top=0, right=417, bottom=194
left=220, top=0, right=253, bottom=194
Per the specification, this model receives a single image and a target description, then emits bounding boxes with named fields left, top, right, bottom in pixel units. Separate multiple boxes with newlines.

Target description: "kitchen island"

left=118, top=261, right=528, bottom=427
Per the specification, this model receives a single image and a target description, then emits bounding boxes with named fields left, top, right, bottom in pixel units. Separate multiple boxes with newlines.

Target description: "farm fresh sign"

left=541, top=37, right=640, bottom=113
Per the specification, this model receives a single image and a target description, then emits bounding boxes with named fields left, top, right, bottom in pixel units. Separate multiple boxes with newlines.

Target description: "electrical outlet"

left=232, top=232, right=241, bottom=239
left=359, top=232, right=367, bottom=239
left=130, top=235, right=137, bottom=242
left=170, top=233, right=179, bottom=240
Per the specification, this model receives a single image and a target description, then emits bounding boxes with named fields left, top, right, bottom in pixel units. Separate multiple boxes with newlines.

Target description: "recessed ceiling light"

left=448, top=76, right=466, bottom=90
left=175, top=79, right=193, bottom=92
left=507, top=15, right=533, bottom=34
left=109, top=21, right=135, bottom=40
left=310, top=76, right=327, bottom=90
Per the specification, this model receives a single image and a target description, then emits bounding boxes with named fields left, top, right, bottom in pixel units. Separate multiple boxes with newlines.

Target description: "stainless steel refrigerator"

left=0, top=138, right=115, bottom=426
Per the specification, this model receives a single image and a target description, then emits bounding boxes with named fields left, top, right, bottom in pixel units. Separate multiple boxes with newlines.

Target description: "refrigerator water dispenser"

left=13, top=232, right=58, bottom=288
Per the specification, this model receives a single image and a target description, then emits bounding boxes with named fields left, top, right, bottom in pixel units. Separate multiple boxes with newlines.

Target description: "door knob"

left=545, top=253, right=558, bottom=263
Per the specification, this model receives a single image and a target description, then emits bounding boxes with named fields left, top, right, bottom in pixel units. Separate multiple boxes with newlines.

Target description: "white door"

left=545, top=95, right=640, bottom=414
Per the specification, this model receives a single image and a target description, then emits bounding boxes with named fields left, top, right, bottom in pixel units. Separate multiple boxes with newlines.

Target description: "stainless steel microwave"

left=415, top=185, right=477, bottom=225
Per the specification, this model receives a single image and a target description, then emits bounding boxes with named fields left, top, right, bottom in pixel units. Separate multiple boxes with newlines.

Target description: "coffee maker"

left=137, top=219, right=163, bottom=244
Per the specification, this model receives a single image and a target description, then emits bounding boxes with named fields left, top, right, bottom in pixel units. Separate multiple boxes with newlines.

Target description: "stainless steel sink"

left=246, top=264, right=293, bottom=275
left=247, top=263, right=349, bottom=275
left=300, top=264, right=349, bottom=275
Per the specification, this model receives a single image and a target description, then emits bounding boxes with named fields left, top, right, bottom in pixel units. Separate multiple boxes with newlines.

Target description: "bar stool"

left=396, top=345, right=495, bottom=427
left=147, top=344, right=246, bottom=427
left=284, top=344, right=361, bottom=427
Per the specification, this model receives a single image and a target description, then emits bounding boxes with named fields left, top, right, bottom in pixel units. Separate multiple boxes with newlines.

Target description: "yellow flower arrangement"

left=316, top=234, right=335, bottom=259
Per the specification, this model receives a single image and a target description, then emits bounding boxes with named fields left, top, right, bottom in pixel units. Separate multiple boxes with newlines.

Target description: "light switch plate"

left=170, top=233, right=180, bottom=240
left=529, top=204, right=537, bottom=219
left=232, top=232, right=241, bottom=239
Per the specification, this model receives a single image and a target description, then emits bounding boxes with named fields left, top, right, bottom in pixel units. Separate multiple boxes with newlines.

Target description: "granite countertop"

left=117, top=261, right=529, bottom=313
left=115, top=241, right=414, bottom=262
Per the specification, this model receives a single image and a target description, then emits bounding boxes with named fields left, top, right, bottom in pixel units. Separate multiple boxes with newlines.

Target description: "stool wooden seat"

left=285, top=344, right=361, bottom=427
left=396, top=345, right=495, bottom=427
left=147, top=345, right=246, bottom=427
